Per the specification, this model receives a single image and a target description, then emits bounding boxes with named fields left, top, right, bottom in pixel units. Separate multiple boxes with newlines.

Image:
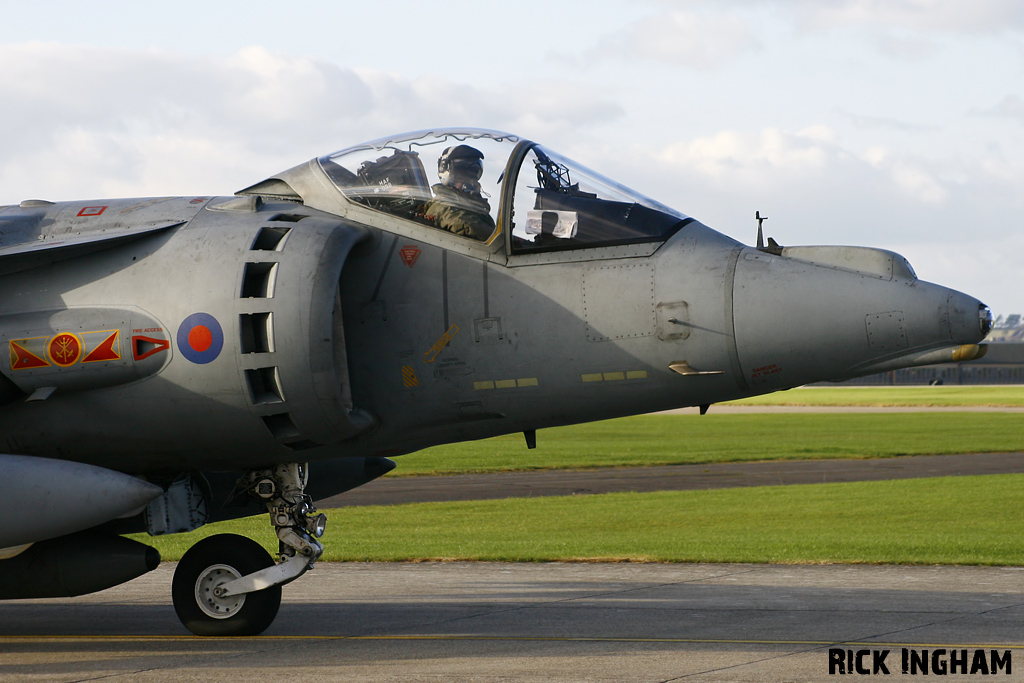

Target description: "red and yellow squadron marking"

left=9, top=339, right=49, bottom=369
left=48, top=333, right=82, bottom=367
left=82, top=330, right=121, bottom=363
left=10, top=330, right=123, bottom=371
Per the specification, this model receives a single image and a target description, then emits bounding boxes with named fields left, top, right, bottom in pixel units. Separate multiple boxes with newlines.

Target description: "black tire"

left=172, top=533, right=282, bottom=636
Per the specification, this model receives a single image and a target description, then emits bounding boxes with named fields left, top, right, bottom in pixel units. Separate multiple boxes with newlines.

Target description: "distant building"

left=985, top=313, right=1024, bottom=343
left=828, top=313, right=1024, bottom=385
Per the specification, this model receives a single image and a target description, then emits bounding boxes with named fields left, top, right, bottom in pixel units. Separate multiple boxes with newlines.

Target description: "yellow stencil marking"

left=582, top=370, right=649, bottom=383
left=475, top=377, right=539, bottom=390
left=401, top=365, right=419, bottom=388
left=424, top=325, right=459, bottom=363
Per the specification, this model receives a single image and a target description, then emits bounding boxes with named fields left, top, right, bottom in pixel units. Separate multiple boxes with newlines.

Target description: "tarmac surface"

left=2, top=562, right=1023, bottom=682
left=320, top=452, right=1024, bottom=508
left=6, top=405, right=1024, bottom=681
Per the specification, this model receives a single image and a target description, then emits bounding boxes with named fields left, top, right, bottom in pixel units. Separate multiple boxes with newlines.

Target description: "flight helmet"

left=437, top=145, right=484, bottom=186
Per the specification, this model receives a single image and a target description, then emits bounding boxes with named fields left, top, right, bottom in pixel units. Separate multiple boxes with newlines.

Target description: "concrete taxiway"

left=2, top=562, right=1022, bottom=682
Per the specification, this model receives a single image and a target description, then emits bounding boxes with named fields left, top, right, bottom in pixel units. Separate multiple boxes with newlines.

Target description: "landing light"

left=308, top=513, right=327, bottom=538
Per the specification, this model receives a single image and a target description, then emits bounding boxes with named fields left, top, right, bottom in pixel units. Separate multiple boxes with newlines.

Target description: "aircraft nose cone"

left=729, top=248, right=990, bottom=391
left=946, top=291, right=991, bottom=345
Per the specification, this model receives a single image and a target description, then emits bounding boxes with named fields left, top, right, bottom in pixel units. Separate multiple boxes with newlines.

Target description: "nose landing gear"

left=171, top=463, right=326, bottom=636
left=171, top=534, right=281, bottom=636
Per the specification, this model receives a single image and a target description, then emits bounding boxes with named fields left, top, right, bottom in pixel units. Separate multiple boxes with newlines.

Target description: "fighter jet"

left=0, top=128, right=991, bottom=635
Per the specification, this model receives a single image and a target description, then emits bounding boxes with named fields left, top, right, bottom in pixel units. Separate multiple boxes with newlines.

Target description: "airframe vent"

left=282, top=439, right=321, bottom=451
left=240, top=313, right=274, bottom=354
left=268, top=214, right=307, bottom=223
left=251, top=227, right=291, bottom=251
left=261, top=412, right=301, bottom=439
left=241, top=262, right=278, bottom=298
left=246, top=367, right=284, bottom=405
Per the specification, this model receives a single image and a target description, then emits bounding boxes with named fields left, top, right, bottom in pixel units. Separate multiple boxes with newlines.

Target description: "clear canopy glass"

left=318, top=129, right=517, bottom=243
left=317, top=128, right=689, bottom=252
left=508, top=145, right=688, bottom=252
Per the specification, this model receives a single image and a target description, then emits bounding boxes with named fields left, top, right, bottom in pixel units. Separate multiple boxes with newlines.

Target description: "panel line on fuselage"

left=482, top=260, right=489, bottom=319
left=371, top=234, right=399, bottom=303
left=442, top=250, right=449, bottom=331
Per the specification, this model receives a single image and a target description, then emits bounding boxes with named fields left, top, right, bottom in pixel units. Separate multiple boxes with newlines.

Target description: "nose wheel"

left=171, top=534, right=281, bottom=636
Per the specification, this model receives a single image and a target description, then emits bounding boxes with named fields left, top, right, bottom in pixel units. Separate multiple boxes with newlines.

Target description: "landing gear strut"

left=171, top=463, right=326, bottom=636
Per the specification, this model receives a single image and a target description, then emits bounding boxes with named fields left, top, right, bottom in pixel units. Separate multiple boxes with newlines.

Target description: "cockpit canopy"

left=316, top=128, right=690, bottom=252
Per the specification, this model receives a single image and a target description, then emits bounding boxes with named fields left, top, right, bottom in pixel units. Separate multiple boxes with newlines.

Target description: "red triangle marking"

left=132, top=335, right=170, bottom=361
left=10, top=341, right=50, bottom=369
left=400, top=246, right=421, bottom=267
left=83, top=330, right=121, bottom=363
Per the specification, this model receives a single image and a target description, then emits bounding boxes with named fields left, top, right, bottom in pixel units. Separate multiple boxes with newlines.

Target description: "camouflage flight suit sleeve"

left=424, top=184, right=496, bottom=241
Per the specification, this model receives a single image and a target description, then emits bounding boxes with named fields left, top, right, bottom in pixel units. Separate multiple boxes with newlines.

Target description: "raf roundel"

left=176, top=313, right=224, bottom=365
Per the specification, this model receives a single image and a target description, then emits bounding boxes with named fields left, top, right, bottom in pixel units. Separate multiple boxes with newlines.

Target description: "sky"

left=1, top=0, right=1023, bottom=315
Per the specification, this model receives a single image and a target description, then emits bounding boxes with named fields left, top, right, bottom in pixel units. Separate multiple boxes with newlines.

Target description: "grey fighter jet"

left=0, top=129, right=991, bottom=636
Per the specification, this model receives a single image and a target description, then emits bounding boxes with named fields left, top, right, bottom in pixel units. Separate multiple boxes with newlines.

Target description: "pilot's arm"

left=425, top=184, right=495, bottom=241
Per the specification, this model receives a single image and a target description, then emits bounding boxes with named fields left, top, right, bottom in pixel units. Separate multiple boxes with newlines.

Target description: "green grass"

left=137, top=474, right=1024, bottom=566
left=724, top=385, right=1024, bottom=406
left=392, top=412, right=1024, bottom=475
left=135, top=387, right=1024, bottom=566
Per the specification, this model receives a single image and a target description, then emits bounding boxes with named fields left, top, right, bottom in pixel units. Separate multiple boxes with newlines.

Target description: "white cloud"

left=871, top=30, right=940, bottom=60
left=892, top=234, right=1024, bottom=316
left=857, top=146, right=946, bottom=203
left=645, top=124, right=1024, bottom=212
left=590, top=10, right=760, bottom=68
left=980, top=95, right=1024, bottom=124
left=608, top=124, right=1024, bottom=269
left=0, top=43, right=622, bottom=203
left=836, top=109, right=932, bottom=134
left=653, top=127, right=840, bottom=182
left=779, top=0, right=1024, bottom=34
left=648, top=0, right=1024, bottom=35
left=888, top=162, right=947, bottom=204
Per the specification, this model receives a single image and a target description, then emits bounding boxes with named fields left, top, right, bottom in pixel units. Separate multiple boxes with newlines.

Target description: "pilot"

left=424, top=145, right=496, bottom=241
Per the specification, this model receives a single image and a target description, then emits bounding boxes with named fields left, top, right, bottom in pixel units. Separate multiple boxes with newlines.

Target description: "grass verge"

left=392, top=412, right=1024, bottom=475
left=724, top=385, right=1024, bottom=406
left=138, top=474, right=1024, bottom=566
